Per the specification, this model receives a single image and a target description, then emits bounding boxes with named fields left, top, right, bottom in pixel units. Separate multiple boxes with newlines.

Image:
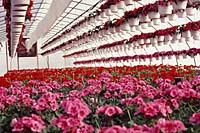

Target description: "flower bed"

left=2, top=65, right=200, bottom=86
left=0, top=66, right=200, bottom=132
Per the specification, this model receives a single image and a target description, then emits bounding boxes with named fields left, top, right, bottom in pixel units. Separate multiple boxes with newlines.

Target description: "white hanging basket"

left=120, top=23, right=130, bottom=31
left=128, top=18, right=139, bottom=26
left=96, top=16, right=102, bottom=21
left=109, top=27, right=116, bottom=34
left=168, top=13, right=178, bottom=21
left=177, top=10, right=186, bottom=18
left=157, top=35, right=165, bottom=42
left=141, top=23, right=148, bottom=29
left=138, top=39, right=144, bottom=44
left=115, top=26, right=121, bottom=33
left=161, top=17, right=169, bottom=23
left=148, top=12, right=160, bottom=19
left=153, top=19, right=161, bottom=25
left=11, top=16, right=25, bottom=22
left=148, top=21, right=153, bottom=27
left=165, top=35, right=173, bottom=41
left=11, top=0, right=30, bottom=6
left=158, top=4, right=173, bottom=15
left=101, top=12, right=107, bottom=19
left=11, top=10, right=26, bottom=16
left=105, top=9, right=113, bottom=16
left=194, top=35, right=200, bottom=40
left=191, top=30, right=200, bottom=37
left=131, top=26, right=136, bottom=32
left=110, top=5, right=118, bottom=13
left=124, top=0, right=133, bottom=5
left=186, top=7, right=196, bottom=16
left=117, top=1, right=126, bottom=9
left=182, top=30, right=191, bottom=38
left=144, top=38, right=151, bottom=44
left=179, top=37, right=185, bottom=43
left=182, top=54, right=187, bottom=59
left=173, top=34, right=181, bottom=40
left=139, top=14, right=150, bottom=22
left=173, top=0, right=187, bottom=10
left=171, top=39, right=179, bottom=44
left=150, top=38, right=157, bottom=44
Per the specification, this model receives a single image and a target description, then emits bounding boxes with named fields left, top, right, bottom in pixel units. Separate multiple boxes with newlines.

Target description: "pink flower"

left=105, top=106, right=116, bottom=117
left=98, top=125, right=128, bottom=133
left=12, top=121, right=24, bottom=132
left=96, top=105, right=123, bottom=117
left=5, top=95, right=16, bottom=105
left=156, top=118, right=186, bottom=133
left=61, top=97, right=91, bottom=119
left=170, top=99, right=179, bottom=108
left=189, top=112, right=200, bottom=124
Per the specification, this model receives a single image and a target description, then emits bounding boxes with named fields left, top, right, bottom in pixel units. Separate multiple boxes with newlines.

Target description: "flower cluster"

left=11, top=114, right=46, bottom=132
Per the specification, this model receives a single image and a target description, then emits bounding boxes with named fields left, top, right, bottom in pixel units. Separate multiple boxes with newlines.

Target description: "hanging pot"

left=173, top=0, right=187, bottom=10
left=124, top=0, right=133, bottom=6
left=101, top=12, right=107, bottom=19
left=158, top=4, right=173, bottom=15
left=177, top=10, right=186, bottom=18
left=182, top=30, right=191, bottom=38
left=139, top=14, right=150, bottom=22
left=128, top=18, right=139, bottom=26
left=179, top=37, right=185, bottom=43
left=171, top=39, right=179, bottom=44
left=157, top=35, right=165, bottom=42
left=138, top=39, right=144, bottom=44
left=168, top=13, right=178, bottom=21
left=130, top=26, right=136, bottom=32
left=153, top=18, right=161, bottom=25
left=173, top=34, right=181, bottom=40
left=165, top=35, right=173, bottom=41
left=141, top=23, right=148, bottom=29
left=150, top=38, right=157, bottom=44
left=186, top=7, right=196, bottom=16
left=117, top=1, right=126, bottom=9
left=11, top=0, right=30, bottom=6
left=105, top=9, right=113, bottom=16
left=194, top=35, right=200, bottom=40
left=144, top=38, right=151, bottom=44
left=148, top=12, right=160, bottom=19
left=110, top=5, right=118, bottom=13
left=120, top=23, right=130, bottom=31
left=191, top=30, right=200, bottom=37
left=161, top=17, right=169, bottom=23
left=109, top=27, right=116, bottom=34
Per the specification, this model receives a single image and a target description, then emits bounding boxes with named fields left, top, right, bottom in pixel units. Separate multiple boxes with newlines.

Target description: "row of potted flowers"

left=73, top=48, right=200, bottom=65
left=62, top=21, right=200, bottom=59
left=42, top=0, right=199, bottom=56
left=3, top=0, right=33, bottom=56
left=0, top=70, right=200, bottom=132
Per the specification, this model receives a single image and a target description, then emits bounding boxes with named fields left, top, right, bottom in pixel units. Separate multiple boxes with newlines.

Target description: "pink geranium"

left=189, top=112, right=200, bottom=124
left=155, top=118, right=186, bottom=133
left=61, top=97, right=91, bottom=119
left=11, top=114, right=46, bottom=132
left=98, top=125, right=128, bottom=133
left=96, top=105, right=123, bottom=117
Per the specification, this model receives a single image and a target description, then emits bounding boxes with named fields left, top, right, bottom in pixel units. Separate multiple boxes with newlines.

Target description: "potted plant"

left=157, top=0, right=173, bottom=15
left=173, top=0, right=188, bottom=10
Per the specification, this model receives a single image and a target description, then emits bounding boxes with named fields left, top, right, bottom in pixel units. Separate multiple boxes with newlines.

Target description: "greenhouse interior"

left=0, top=0, right=200, bottom=132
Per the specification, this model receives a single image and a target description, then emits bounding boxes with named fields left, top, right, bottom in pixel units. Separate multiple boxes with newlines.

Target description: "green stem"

left=188, top=103, right=196, bottom=113
left=95, top=116, right=100, bottom=129
left=127, top=108, right=134, bottom=125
